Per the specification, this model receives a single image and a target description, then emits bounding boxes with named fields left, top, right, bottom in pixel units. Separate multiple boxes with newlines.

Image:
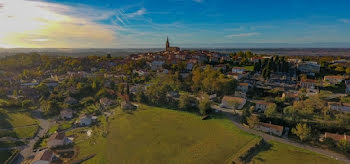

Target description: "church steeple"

left=166, top=36, right=170, bottom=49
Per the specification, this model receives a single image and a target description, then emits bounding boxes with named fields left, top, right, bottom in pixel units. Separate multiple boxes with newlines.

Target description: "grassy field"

left=75, top=105, right=257, bottom=164
left=73, top=105, right=345, bottom=164
left=250, top=141, right=343, bottom=164
left=0, top=112, right=39, bottom=139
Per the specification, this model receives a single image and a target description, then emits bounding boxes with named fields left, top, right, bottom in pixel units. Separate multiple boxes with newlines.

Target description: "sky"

left=0, top=0, right=350, bottom=48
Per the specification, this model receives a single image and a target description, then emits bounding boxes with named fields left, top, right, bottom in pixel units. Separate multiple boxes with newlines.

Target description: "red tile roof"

left=325, top=132, right=350, bottom=142
left=33, top=149, right=53, bottom=162
left=259, top=122, right=284, bottom=132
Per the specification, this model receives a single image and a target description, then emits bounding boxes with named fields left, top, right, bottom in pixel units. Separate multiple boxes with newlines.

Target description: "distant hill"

left=1, top=48, right=350, bottom=57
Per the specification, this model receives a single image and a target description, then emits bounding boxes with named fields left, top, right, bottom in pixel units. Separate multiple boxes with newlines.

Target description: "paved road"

left=216, top=108, right=350, bottom=163
left=11, top=111, right=55, bottom=164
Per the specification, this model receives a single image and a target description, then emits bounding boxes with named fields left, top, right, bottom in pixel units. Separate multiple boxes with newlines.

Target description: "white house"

left=47, top=132, right=71, bottom=148
left=256, top=122, right=284, bottom=136
left=328, top=102, right=350, bottom=113
left=232, top=67, right=245, bottom=74
left=254, top=100, right=275, bottom=112
left=237, top=83, right=249, bottom=93
left=323, top=75, right=344, bottom=84
left=78, top=115, right=92, bottom=126
left=221, top=96, right=246, bottom=109
left=60, top=108, right=73, bottom=120
left=32, top=149, right=54, bottom=164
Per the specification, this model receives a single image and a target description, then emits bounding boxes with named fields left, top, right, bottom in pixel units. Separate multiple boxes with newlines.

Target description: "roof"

left=60, top=108, right=73, bottom=114
left=222, top=96, right=246, bottom=104
left=325, top=132, right=350, bottom=142
left=254, top=100, right=274, bottom=105
left=259, top=122, right=284, bottom=132
left=239, top=83, right=249, bottom=86
left=48, top=132, right=65, bottom=141
left=300, top=79, right=319, bottom=83
left=32, top=149, right=53, bottom=162
left=324, top=75, right=344, bottom=80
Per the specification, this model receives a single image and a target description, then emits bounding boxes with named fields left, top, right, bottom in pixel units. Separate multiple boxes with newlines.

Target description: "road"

left=11, top=111, right=55, bottom=164
left=213, top=106, right=350, bottom=163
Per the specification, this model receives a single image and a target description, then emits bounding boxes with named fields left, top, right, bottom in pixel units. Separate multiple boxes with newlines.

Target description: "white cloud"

left=0, top=0, right=118, bottom=48
left=338, top=19, right=350, bottom=24
left=127, top=8, right=146, bottom=18
left=226, top=32, right=260, bottom=38
left=193, top=0, right=203, bottom=3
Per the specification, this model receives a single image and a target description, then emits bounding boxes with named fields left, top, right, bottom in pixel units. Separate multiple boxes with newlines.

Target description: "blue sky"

left=0, top=0, right=350, bottom=48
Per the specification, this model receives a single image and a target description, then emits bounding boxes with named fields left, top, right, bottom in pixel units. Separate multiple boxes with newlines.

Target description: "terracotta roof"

left=324, top=75, right=344, bottom=80
left=325, top=132, right=350, bottom=142
left=259, top=122, right=284, bottom=132
left=222, top=96, right=246, bottom=104
left=48, top=132, right=65, bottom=141
left=300, top=79, right=319, bottom=83
left=254, top=100, right=274, bottom=105
left=239, top=83, right=249, bottom=86
left=32, top=149, right=53, bottom=162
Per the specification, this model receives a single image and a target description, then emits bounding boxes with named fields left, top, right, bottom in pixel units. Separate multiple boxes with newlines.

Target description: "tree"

left=198, top=93, right=211, bottom=115
left=337, top=139, right=350, bottom=153
left=178, top=93, right=194, bottom=110
left=135, top=90, right=147, bottom=103
left=346, top=67, right=350, bottom=74
left=107, top=54, right=112, bottom=59
left=292, top=123, right=311, bottom=142
left=247, top=115, right=259, bottom=128
left=264, top=103, right=277, bottom=118
left=335, top=66, right=344, bottom=72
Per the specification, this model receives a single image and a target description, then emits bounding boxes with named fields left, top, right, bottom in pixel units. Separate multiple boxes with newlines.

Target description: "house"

left=256, top=122, right=284, bottom=136
left=121, top=101, right=137, bottom=110
left=64, top=97, right=78, bottom=105
left=220, top=96, right=246, bottom=109
left=321, top=132, right=350, bottom=142
left=227, top=72, right=244, bottom=80
left=32, top=149, right=54, bottom=164
left=299, top=79, right=320, bottom=89
left=47, top=132, right=71, bottom=148
left=60, top=108, right=73, bottom=120
left=78, top=115, right=92, bottom=126
left=186, top=62, right=194, bottom=71
left=232, top=67, right=245, bottom=74
left=297, top=62, right=321, bottom=74
left=150, top=60, right=165, bottom=71
left=328, top=102, right=350, bottom=113
left=99, top=97, right=115, bottom=108
left=254, top=100, right=275, bottom=112
left=323, top=75, right=344, bottom=84
left=234, top=91, right=246, bottom=98
left=237, top=83, right=249, bottom=93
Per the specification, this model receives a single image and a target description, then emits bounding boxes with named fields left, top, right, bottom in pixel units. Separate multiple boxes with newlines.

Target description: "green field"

left=0, top=112, right=39, bottom=139
left=72, top=105, right=345, bottom=164
left=250, top=141, right=343, bottom=164
left=75, top=105, right=257, bottom=164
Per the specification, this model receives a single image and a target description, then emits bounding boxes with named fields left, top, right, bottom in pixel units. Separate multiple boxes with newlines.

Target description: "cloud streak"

left=226, top=32, right=260, bottom=38
left=338, top=18, right=350, bottom=24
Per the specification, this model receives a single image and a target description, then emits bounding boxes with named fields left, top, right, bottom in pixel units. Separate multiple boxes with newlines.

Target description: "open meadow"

left=250, top=141, right=342, bottom=164
left=71, top=105, right=345, bottom=164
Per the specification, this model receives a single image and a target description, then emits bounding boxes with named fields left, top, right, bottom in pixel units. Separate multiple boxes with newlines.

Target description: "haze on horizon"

left=0, top=0, right=349, bottom=48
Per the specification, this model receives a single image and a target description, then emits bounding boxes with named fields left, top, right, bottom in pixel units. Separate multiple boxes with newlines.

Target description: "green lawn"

left=75, top=105, right=257, bottom=164
left=243, top=65, right=254, bottom=71
left=0, top=112, right=39, bottom=139
left=250, top=141, right=343, bottom=164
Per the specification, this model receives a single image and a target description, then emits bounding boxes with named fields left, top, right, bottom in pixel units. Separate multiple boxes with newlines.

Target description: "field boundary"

left=225, top=137, right=265, bottom=164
